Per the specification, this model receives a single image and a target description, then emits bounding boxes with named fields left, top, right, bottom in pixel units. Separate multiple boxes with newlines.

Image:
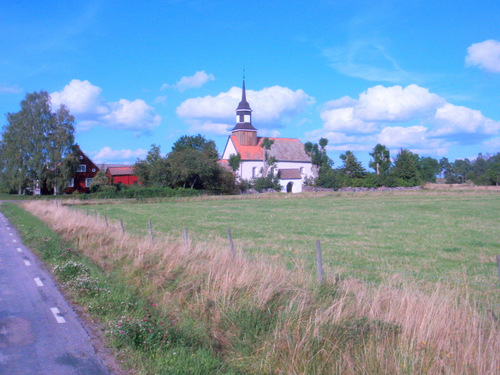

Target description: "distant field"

left=82, top=190, right=500, bottom=290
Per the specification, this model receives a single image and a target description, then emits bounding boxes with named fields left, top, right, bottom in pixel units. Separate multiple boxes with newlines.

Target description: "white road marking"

left=16, top=247, right=22, bottom=252
left=12, top=239, right=17, bottom=243
left=34, top=278, right=43, bottom=287
left=9, top=233, right=13, bottom=236
left=24, top=260, right=31, bottom=266
left=50, top=307, right=66, bottom=323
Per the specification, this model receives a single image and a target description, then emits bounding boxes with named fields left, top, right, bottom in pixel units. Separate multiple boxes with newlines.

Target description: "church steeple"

left=231, top=78, right=258, bottom=146
left=233, top=79, right=256, bottom=132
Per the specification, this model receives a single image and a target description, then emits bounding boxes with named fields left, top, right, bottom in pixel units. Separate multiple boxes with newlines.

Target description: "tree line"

left=131, top=135, right=236, bottom=194
left=306, top=138, right=500, bottom=189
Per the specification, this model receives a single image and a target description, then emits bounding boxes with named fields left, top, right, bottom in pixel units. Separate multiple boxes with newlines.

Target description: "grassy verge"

left=12, top=199, right=500, bottom=374
left=0, top=202, right=236, bottom=374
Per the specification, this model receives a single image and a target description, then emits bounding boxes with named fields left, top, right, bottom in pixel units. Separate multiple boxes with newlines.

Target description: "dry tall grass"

left=23, top=200, right=499, bottom=374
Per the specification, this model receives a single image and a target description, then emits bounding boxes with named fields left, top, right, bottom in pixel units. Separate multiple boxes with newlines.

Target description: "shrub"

left=253, top=175, right=281, bottom=192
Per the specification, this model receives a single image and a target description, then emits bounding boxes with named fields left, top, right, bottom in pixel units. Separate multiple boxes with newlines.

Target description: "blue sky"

left=1, top=0, right=500, bottom=168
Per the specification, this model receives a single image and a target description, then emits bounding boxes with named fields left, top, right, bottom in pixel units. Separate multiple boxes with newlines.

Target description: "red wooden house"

left=105, top=166, right=140, bottom=185
left=66, top=145, right=100, bottom=194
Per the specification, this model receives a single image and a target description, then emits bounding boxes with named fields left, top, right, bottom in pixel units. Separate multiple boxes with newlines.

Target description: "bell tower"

left=231, top=79, right=258, bottom=146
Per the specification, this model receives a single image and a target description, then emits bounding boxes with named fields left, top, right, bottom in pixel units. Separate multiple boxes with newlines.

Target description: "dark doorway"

left=286, top=181, right=293, bottom=193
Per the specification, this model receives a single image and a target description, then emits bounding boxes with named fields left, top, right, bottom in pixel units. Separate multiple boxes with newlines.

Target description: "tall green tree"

left=1, top=91, right=76, bottom=194
left=304, top=138, right=332, bottom=178
left=486, top=153, right=500, bottom=186
left=172, top=134, right=219, bottom=160
left=369, top=144, right=391, bottom=176
left=453, top=158, right=472, bottom=183
left=340, top=150, right=366, bottom=179
left=228, top=153, right=241, bottom=175
left=260, top=138, right=276, bottom=178
left=391, top=149, right=420, bottom=185
left=167, top=134, right=228, bottom=191
left=134, top=144, right=170, bottom=186
left=418, top=156, right=440, bottom=183
left=439, top=157, right=452, bottom=180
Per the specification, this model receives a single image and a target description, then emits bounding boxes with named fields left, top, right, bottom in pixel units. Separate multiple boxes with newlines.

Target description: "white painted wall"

left=222, top=137, right=314, bottom=193
left=221, top=139, right=237, bottom=159
left=279, top=179, right=303, bottom=193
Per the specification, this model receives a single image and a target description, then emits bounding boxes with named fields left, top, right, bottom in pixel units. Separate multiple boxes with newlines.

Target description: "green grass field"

left=82, top=190, right=500, bottom=290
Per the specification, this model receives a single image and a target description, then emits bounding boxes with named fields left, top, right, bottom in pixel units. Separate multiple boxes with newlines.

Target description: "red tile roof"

left=230, top=135, right=311, bottom=162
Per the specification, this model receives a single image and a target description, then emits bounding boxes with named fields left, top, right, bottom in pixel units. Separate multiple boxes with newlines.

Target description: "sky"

left=1, top=0, right=500, bottom=169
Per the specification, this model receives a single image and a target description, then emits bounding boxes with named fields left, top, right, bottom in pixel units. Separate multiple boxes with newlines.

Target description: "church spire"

left=233, top=78, right=255, bottom=131
left=231, top=78, right=257, bottom=146
left=236, top=78, right=251, bottom=112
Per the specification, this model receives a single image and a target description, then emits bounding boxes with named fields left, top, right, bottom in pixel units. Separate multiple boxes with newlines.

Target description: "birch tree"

left=1, top=91, right=76, bottom=193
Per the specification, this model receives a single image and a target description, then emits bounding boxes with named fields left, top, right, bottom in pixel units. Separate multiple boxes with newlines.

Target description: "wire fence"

left=64, top=201, right=500, bottom=293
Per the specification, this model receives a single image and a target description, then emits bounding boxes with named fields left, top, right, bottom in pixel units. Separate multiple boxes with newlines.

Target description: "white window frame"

left=68, top=178, right=74, bottom=188
left=77, top=164, right=86, bottom=173
left=85, top=178, right=93, bottom=187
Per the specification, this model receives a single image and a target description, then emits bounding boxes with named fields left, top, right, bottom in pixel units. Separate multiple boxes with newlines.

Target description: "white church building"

left=220, top=81, right=314, bottom=193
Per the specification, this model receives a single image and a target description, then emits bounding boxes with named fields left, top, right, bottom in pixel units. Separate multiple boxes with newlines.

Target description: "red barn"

left=66, top=145, right=100, bottom=194
left=105, top=166, right=140, bottom=185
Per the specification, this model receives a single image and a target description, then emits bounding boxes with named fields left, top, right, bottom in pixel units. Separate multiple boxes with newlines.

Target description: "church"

left=220, top=81, right=314, bottom=193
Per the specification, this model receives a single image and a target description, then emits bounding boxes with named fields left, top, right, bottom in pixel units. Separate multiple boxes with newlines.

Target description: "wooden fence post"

left=149, top=220, right=154, bottom=243
left=86, top=209, right=89, bottom=216
left=104, top=214, right=108, bottom=227
left=316, top=240, right=324, bottom=284
left=94, top=210, right=97, bottom=222
left=183, top=227, right=189, bottom=248
left=227, top=227, right=235, bottom=259
left=497, top=255, right=500, bottom=284
left=120, top=219, right=125, bottom=234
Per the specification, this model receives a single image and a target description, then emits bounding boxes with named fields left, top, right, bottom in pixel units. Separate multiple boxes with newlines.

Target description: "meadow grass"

left=81, top=190, right=500, bottom=290
left=8, top=191, right=500, bottom=374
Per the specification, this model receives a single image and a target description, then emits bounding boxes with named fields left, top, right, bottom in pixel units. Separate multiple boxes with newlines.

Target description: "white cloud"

left=259, top=129, right=281, bottom=138
left=92, top=146, right=148, bottom=164
left=320, top=107, right=377, bottom=134
left=162, top=71, right=215, bottom=92
left=433, top=103, right=500, bottom=136
left=154, top=95, right=167, bottom=104
left=177, top=86, right=241, bottom=120
left=51, top=79, right=161, bottom=134
left=483, top=137, right=500, bottom=152
left=102, top=99, right=161, bottom=132
left=466, top=40, right=500, bottom=73
left=377, top=125, right=428, bottom=147
left=355, top=84, right=444, bottom=122
left=176, top=85, right=313, bottom=137
left=185, top=120, right=232, bottom=136
left=177, top=85, right=314, bottom=136
left=310, top=84, right=499, bottom=158
left=0, top=84, right=22, bottom=94
left=51, top=79, right=108, bottom=116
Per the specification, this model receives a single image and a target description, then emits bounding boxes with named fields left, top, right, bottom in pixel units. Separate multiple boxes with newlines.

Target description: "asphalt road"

left=0, top=212, right=111, bottom=375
